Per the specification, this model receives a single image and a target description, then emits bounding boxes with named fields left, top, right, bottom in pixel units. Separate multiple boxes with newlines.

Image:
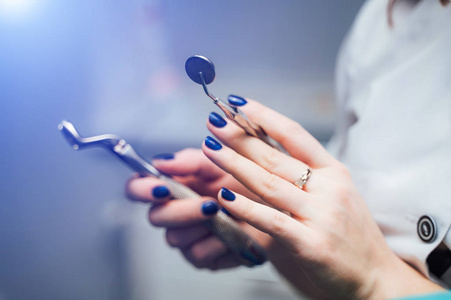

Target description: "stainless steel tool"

left=58, top=120, right=266, bottom=267
left=185, top=55, right=287, bottom=153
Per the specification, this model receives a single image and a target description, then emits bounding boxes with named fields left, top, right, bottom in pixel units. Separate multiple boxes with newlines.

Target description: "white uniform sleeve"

left=329, top=0, right=451, bottom=286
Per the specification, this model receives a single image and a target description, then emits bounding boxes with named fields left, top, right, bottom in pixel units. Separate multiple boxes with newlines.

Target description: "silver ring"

left=294, top=168, right=311, bottom=190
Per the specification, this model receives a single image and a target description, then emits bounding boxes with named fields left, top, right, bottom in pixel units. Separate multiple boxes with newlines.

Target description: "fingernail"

left=152, top=153, right=174, bottom=160
left=209, top=112, right=227, bottom=128
left=228, top=95, right=247, bottom=106
left=201, top=200, right=219, bottom=216
left=221, top=187, right=236, bottom=201
left=152, top=185, right=170, bottom=198
left=205, top=136, right=222, bottom=150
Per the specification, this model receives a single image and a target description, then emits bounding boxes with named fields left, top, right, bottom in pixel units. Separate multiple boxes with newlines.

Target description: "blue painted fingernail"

left=152, top=153, right=174, bottom=160
left=209, top=112, right=227, bottom=128
left=228, top=95, right=247, bottom=106
left=221, top=187, right=236, bottom=201
left=201, top=200, right=219, bottom=216
left=152, top=185, right=170, bottom=198
left=205, top=136, right=222, bottom=150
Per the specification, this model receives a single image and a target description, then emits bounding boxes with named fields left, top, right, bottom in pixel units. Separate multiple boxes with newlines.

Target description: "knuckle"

left=249, top=109, right=266, bottom=125
left=229, top=149, right=241, bottom=166
left=224, top=150, right=242, bottom=173
left=262, top=147, right=282, bottom=170
left=259, top=173, right=280, bottom=201
left=269, top=212, right=289, bottom=236
left=334, top=185, right=352, bottom=205
left=184, top=252, right=205, bottom=269
left=278, top=120, right=304, bottom=144
left=224, top=124, right=246, bottom=141
left=186, top=245, right=211, bottom=268
left=190, top=244, right=206, bottom=260
left=239, top=200, right=256, bottom=223
left=165, top=230, right=179, bottom=247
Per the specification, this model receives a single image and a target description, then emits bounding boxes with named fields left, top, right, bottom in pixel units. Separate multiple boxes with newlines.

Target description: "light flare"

left=0, top=0, right=37, bottom=18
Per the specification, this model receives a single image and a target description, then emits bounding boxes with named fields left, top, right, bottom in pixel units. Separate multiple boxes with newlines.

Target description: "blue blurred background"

left=0, top=1, right=362, bottom=299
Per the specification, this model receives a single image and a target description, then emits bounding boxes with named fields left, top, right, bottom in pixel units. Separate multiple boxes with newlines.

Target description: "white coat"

left=328, top=0, right=451, bottom=286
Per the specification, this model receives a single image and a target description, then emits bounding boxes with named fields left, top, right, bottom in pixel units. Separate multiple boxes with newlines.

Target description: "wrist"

left=367, top=254, right=445, bottom=300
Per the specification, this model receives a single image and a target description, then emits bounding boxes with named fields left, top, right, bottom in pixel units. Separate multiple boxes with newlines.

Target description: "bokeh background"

left=0, top=1, right=363, bottom=299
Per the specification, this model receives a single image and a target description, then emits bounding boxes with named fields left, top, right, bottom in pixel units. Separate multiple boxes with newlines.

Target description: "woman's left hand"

left=203, top=98, right=444, bottom=299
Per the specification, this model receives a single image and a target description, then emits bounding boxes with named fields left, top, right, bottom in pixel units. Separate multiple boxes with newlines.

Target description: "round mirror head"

left=185, top=55, right=215, bottom=85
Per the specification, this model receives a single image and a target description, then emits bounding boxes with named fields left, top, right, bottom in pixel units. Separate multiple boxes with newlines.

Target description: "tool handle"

left=58, top=120, right=267, bottom=267
left=159, top=175, right=267, bottom=267
left=215, top=101, right=288, bottom=154
left=117, top=143, right=266, bottom=266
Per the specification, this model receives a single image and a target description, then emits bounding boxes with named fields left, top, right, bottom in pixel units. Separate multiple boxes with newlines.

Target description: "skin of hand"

left=126, top=149, right=329, bottom=299
left=125, top=148, right=271, bottom=270
left=126, top=97, right=444, bottom=299
left=201, top=98, right=445, bottom=299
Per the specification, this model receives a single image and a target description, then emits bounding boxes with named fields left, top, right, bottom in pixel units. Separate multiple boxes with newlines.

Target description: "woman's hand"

left=202, top=97, right=444, bottom=299
left=125, top=147, right=330, bottom=299
left=125, top=148, right=273, bottom=270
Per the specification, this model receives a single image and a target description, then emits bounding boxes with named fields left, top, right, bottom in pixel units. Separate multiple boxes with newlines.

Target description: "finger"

left=153, top=148, right=261, bottom=201
left=166, top=225, right=211, bottom=249
left=202, top=137, right=314, bottom=217
left=125, top=174, right=171, bottom=203
left=152, top=148, right=223, bottom=180
left=229, top=96, right=334, bottom=168
left=148, top=198, right=219, bottom=228
left=207, top=112, right=321, bottom=193
left=181, top=235, right=229, bottom=269
left=217, top=187, right=309, bottom=252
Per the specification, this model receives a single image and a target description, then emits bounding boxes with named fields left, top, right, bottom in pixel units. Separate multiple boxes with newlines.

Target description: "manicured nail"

left=152, top=153, right=174, bottom=160
left=228, top=95, right=247, bottom=106
left=209, top=112, right=227, bottom=128
left=205, top=136, right=222, bottom=150
left=221, top=187, right=236, bottom=201
left=152, top=185, right=170, bottom=198
left=201, top=201, right=219, bottom=216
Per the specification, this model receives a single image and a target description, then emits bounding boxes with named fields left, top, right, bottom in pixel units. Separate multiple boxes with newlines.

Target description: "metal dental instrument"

left=185, top=55, right=287, bottom=153
left=58, top=120, right=266, bottom=267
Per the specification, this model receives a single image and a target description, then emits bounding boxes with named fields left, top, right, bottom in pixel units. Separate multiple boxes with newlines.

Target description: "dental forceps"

left=185, top=55, right=287, bottom=153
left=58, top=120, right=266, bottom=267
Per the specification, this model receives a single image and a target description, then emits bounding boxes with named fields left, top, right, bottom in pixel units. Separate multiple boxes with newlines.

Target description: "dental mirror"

left=185, top=55, right=288, bottom=154
left=185, top=55, right=216, bottom=85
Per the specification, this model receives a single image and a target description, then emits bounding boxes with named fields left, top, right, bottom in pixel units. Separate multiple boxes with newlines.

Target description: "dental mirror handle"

left=214, top=100, right=288, bottom=154
left=115, top=143, right=267, bottom=267
left=195, top=67, right=288, bottom=154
